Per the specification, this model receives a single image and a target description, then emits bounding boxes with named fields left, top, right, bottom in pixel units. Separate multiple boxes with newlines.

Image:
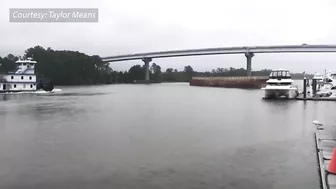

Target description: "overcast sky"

left=1, top=0, right=336, bottom=73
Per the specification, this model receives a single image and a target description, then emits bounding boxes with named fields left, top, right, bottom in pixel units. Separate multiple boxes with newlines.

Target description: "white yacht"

left=316, top=70, right=336, bottom=97
left=313, top=72, right=324, bottom=84
left=0, top=57, right=53, bottom=93
left=311, top=72, right=324, bottom=92
left=324, top=70, right=336, bottom=84
left=261, top=69, right=298, bottom=99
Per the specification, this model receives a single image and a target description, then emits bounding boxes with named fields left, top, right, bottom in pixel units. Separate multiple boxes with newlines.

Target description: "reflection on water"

left=0, top=93, right=38, bottom=101
left=44, top=92, right=109, bottom=97
left=0, top=83, right=326, bottom=189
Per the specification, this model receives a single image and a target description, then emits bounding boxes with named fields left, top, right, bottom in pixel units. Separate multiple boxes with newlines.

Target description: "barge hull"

left=190, top=76, right=268, bottom=89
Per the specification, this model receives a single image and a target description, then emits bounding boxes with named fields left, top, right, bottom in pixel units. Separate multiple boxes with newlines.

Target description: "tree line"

left=0, top=46, right=312, bottom=85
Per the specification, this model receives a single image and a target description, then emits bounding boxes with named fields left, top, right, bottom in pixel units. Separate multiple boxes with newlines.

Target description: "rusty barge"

left=189, top=76, right=268, bottom=89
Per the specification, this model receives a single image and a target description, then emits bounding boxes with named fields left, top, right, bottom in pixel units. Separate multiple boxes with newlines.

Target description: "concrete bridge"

left=101, top=44, right=336, bottom=81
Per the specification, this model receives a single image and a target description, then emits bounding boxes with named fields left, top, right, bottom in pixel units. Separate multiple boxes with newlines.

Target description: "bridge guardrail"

left=192, top=76, right=269, bottom=80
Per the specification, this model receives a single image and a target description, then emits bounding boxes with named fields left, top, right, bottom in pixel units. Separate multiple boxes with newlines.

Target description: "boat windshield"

left=267, top=82, right=292, bottom=86
left=269, top=70, right=291, bottom=79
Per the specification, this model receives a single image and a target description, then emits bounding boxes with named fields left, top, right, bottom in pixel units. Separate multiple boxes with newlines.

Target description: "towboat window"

left=14, top=84, right=16, bottom=88
left=11, top=76, right=13, bottom=79
left=23, top=63, right=26, bottom=66
left=30, top=84, right=33, bottom=88
left=30, top=63, right=34, bottom=66
left=29, top=76, right=32, bottom=80
left=21, top=76, right=23, bottom=80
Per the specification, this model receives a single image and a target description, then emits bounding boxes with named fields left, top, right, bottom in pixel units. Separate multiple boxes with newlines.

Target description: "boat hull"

left=0, top=90, right=36, bottom=93
left=262, top=87, right=298, bottom=99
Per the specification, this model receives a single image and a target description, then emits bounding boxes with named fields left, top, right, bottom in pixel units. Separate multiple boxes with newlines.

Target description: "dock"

left=314, top=122, right=336, bottom=189
left=295, top=77, right=336, bottom=101
left=296, top=93, right=336, bottom=101
left=297, top=97, right=336, bottom=101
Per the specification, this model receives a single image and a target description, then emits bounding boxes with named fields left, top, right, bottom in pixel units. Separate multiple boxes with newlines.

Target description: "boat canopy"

left=269, top=69, right=291, bottom=79
left=313, top=73, right=323, bottom=79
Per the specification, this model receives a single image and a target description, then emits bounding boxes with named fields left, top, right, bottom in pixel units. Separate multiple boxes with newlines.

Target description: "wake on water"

left=2, top=88, right=63, bottom=95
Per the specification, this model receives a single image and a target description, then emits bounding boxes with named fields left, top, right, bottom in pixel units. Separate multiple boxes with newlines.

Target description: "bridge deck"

left=102, top=45, right=336, bottom=62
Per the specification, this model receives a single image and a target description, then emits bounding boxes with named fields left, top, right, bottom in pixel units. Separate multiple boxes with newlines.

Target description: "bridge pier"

left=142, top=57, right=152, bottom=81
left=245, top=52, right=254, bottom=77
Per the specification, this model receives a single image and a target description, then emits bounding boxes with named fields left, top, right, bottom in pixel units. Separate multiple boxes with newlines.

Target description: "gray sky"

left=1, top=0, right=336, bottom=73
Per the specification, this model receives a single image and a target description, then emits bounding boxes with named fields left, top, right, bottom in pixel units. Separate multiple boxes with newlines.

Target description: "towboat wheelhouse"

left=0, top=58, right=37, bottom=93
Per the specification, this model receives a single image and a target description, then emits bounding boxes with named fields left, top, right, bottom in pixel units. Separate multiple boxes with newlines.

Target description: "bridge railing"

left=192, top=76, right=269, bottom=80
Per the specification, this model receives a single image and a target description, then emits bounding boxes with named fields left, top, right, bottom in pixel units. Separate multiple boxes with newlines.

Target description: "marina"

left=190, top=68, right=336, bottom=102
left=296, top=70, right=336, bottom=101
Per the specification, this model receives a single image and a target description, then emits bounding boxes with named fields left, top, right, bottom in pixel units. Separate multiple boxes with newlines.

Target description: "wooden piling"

left=303, top=77, right=307, bottom=99
left=312, top=79, right=317, bottom=97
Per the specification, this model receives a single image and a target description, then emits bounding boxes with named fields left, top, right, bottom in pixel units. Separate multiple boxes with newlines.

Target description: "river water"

left=0, top=83, right=333, bottom=189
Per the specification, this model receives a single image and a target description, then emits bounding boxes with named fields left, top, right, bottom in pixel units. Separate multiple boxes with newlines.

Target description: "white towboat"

left=261, top=69, right=298, bottom=99
left=0, top=57, right=54, bottom=93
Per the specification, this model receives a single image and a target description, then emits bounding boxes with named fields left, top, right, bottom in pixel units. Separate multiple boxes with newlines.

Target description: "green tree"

left=152, top=64, right=162, bottom=82
left=150, top=63, right=157, bottom=74
left=166, top=68, right=173, bottom=73
left=24, top=46, right=114, bottom=85
left=0, top=54, right=17, bottom=73
left=184, top=65, right=194, bottom=80
left=125, top=65, right=145, bottom=82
